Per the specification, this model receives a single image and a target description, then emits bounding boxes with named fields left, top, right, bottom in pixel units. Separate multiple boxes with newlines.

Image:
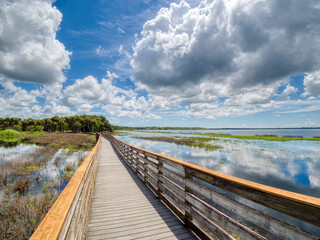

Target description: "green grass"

left=60, top=170, right=73, bottom=179
left=203, top=133, right=320, bottom=141
left=131, top=130, right=320, bottom=142
left=33, top=132, right=44, bottom=136
left=0, top=129, right=24, bottom=137
left=88, top=135, right=96, bottom=142
left=135, top=136, right=222, bottom=151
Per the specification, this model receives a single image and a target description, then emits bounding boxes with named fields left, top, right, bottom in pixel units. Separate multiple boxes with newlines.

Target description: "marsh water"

left=116, top=130, right=320, bottom=197
left=0, top=142, right=89, bottom=198
left=147, top=128, right=320, bottom=138
left=115, top=130, right=320, bottom=237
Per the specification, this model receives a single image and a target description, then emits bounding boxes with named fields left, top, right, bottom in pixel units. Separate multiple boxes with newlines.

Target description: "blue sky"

left=0, top=0, right=320, bottom=128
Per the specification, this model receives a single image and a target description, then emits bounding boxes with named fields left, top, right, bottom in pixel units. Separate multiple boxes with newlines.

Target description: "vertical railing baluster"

left=142, top=152, right=147, bottom=183
left=156, top=156, right=163, bottom=199
left=184, top=167, right=193, bottom=223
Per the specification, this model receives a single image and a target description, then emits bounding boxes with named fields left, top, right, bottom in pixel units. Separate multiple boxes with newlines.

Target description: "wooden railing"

left=105, top=134, right=320, bottom=240
left=30, top=135, right=101, bottom=240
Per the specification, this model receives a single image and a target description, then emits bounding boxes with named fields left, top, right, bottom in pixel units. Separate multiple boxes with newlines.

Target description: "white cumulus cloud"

left=132, top=0, right=320, bottom=101
left=0, top=0, right=71, bottom=84
left=303, top=71, right=320, bottom=97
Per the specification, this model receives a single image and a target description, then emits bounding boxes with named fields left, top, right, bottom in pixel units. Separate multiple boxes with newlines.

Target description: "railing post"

left=127, top=146, right=132, bottom=163
left=184, top=167, right=193, bottom=222
left=157, top=157, right=163, bottom=198
left=143, top=152, right=148, bottom=183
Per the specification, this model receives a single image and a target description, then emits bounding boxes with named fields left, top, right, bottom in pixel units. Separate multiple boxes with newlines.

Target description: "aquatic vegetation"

left=77, top=156, right=85, bottom=167
left=53, top=156, right=62, bottom=167
left=26, top=132, right=96, bottom=151
left=135, top=136, right=222, bottom=151
left=34, top=173, right=40, bottom=182
left=60, top=163, right=77, bottom=179
left=12, top=177, right=30, bottom=194
left=0, top=191, right=58, bottom=239
left=65, top=163, right=75, bottom=172
left=0, top=132, right=94, bottom=238
left=205, top=134, right=320, bottom=142
left=132, top=130, right=320, bottom=141
left=232, top=233, right=241, bottom=240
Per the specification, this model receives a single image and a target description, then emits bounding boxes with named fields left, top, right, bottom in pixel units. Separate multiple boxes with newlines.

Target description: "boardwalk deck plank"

left=87, top=138, right=197, bottom=240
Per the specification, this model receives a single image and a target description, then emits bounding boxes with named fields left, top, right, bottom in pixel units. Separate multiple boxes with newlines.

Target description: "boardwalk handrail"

left=31, top=135, right=101, bottom=240
left=105, top=134, right=320, bottom=240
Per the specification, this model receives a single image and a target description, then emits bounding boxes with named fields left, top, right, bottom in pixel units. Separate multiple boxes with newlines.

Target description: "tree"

left=0, top=115, right=114, bottom=133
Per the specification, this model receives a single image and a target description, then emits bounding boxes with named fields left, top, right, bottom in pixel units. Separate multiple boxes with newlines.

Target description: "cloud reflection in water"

left=118, top=135, right=320, bottom=197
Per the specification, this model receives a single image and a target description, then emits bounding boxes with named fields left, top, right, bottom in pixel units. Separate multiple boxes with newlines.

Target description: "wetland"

left=115, top=129, right=320, bottom=236
left=0, top=130, right=96, bottom=239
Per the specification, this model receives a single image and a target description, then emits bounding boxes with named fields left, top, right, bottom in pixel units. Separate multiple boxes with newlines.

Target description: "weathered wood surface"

left=86, top=138, right=196, bottom=240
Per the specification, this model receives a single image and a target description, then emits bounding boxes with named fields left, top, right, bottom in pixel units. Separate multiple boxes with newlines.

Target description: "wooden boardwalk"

left=87, top=138, right=197, bottom=240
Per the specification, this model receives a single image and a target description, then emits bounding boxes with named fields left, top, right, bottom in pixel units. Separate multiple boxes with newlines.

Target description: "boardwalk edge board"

left=30, top=136, right=101, bottom=240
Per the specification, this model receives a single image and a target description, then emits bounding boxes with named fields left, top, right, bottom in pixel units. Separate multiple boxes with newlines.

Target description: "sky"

left=0, top=0, right=320, bottom=128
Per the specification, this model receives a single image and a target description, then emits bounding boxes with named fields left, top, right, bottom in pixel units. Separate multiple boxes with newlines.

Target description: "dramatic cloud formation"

left=0, top=76, right=73, bottom=118
left=0, top=0, right=71, bottom=84
left=62, top=74, right=160, bottom=119
left=277, top=84, right=298, bottom=100
left=0, top=0, right=318, bottom=127
left=63, top=75, right=126, bottom=107
left=303, top=71, right=320, bottom=97
left=132, top=0, right=320, bottom=100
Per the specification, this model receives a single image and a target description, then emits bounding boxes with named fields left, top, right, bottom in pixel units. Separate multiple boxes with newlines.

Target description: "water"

left=118, top=133, right=320, bottom=197
left=116, top=130, right=320, bottom=237
left=0, top=143, right=89, bottom=198
left=141, top=128, right=320, bottom=138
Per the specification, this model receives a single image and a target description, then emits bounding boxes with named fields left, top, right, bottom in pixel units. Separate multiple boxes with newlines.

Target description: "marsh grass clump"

left=34, top=173, right=40, bottom=182
left=65, top=163, right=75, bottom=172
left=60, top=163, right=76, bottom=179
left=42, top=180, right=61, bottom=194
left=77, top=156, right=85, bottom=167
left=135, top=136, right=222, bottom=151
left=0, top=192, right=58, bottom=239
left=13, top=177, right=30, bottom=194
left=2, top=173, right=8, bottom=187
left=53, top=156, right=62, bottom=167
left=60, top=170, right=73, bottom=179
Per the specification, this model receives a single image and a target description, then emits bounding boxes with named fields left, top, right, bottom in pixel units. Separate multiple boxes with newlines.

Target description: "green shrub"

left=0, top=129, right=23, bottom=136
left=12, top=125, right=22, bottom=131
left=26, top=125, right=35, bottom=132
left=34, top=125, right=44, bottom=131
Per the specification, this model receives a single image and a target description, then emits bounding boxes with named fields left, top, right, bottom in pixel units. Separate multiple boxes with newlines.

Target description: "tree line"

left=0, top=115, right=113, bottom=133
